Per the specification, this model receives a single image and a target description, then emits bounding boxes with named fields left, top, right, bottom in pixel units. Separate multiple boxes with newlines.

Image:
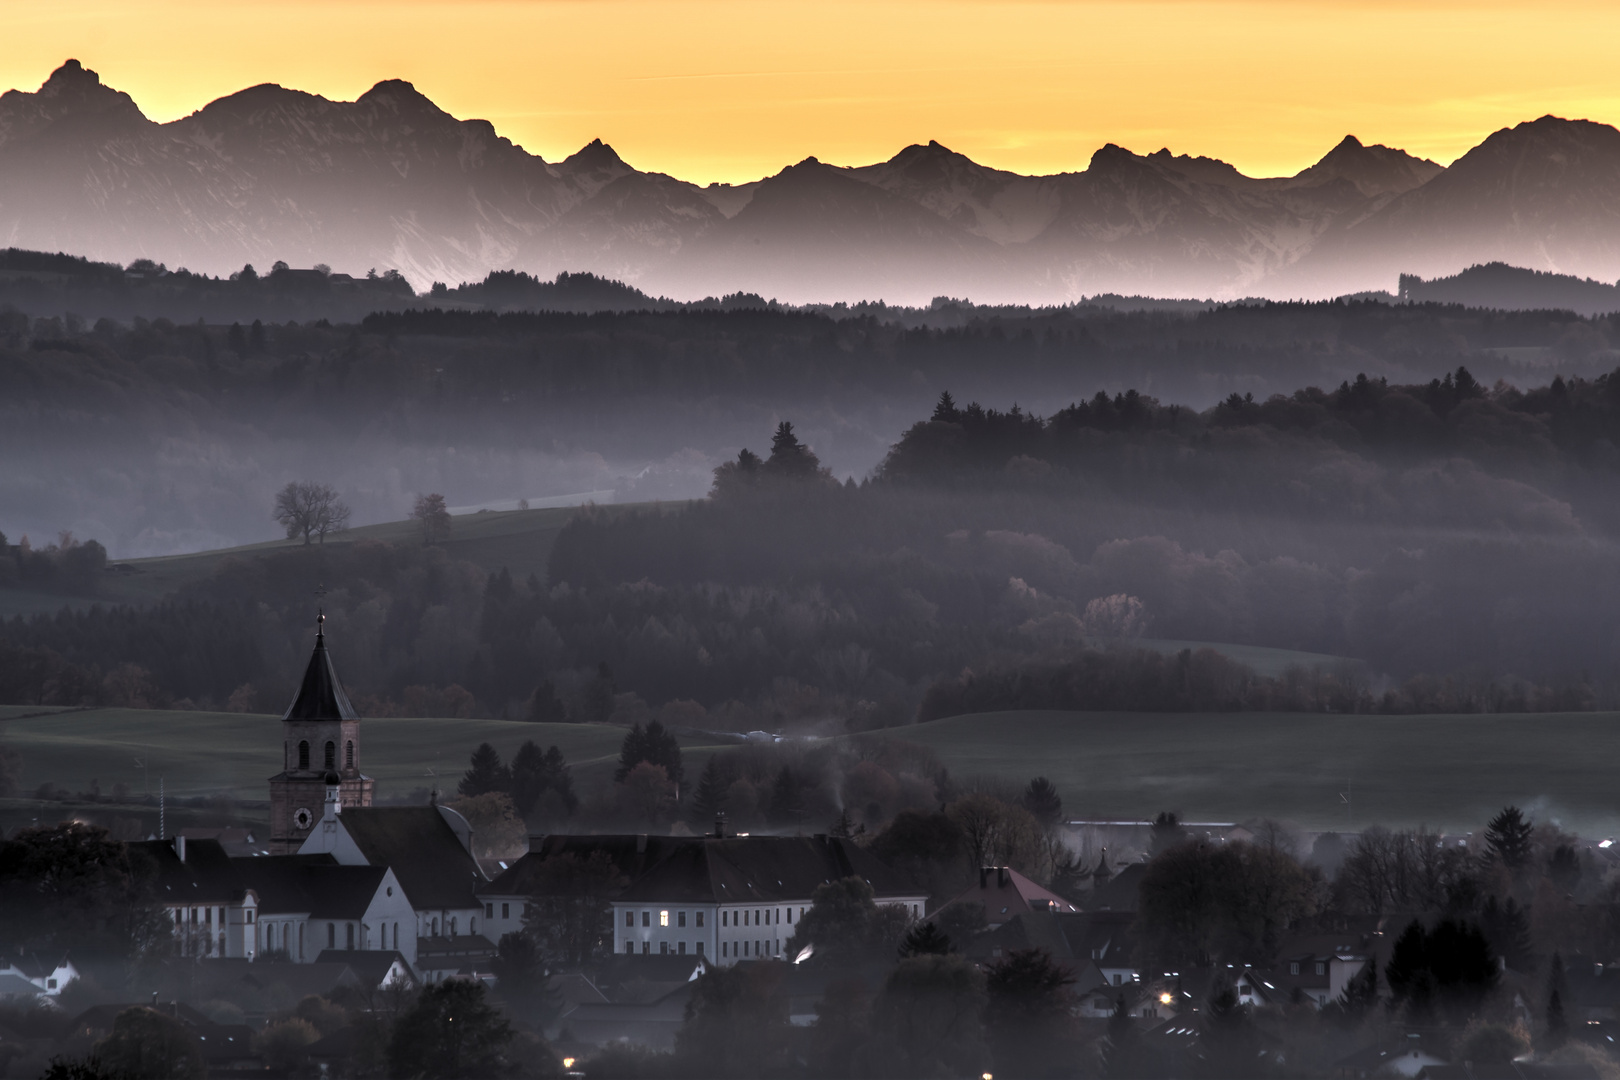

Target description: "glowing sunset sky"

left=3, top=0, right=1615, bottom=184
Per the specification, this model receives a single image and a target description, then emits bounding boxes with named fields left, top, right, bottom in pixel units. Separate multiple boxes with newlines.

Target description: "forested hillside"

left=6, top=361, right=1620, bottom=723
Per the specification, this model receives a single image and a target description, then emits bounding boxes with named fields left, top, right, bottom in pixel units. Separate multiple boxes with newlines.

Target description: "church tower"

left=268, top=614, right=374, bottom=853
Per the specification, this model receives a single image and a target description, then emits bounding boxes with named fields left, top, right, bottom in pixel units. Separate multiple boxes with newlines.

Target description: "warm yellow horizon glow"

left=3, top=0, right=1617, bottom=185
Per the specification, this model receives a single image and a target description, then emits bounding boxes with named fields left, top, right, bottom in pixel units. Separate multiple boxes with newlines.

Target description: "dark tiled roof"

left=416, top=935, right=498, bottom=959
left=335, top=808, right=484, bottom=910
left=1080, top=862, right=1147, bottom=912
left=936, top=866, right=1080, bottom=925
left=486, top=835, right=688, bottom=896
left=312, top=950, right=414, bottom=987
left=131, top=838, right=248, bottom=905
left=500, top=834, right=920, bottom=905
left=229, top=854, right=384, bottom=918
left=283, top=625, right=359, bottom=722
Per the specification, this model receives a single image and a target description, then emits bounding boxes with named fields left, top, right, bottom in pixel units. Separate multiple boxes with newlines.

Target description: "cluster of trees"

left=0, top=531, right=106, bottom=594
left=0, top=249, right=416, bottom=325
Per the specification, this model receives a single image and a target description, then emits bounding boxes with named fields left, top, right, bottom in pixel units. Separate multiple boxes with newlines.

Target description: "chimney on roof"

left=174, top=835, right=186, bottom=862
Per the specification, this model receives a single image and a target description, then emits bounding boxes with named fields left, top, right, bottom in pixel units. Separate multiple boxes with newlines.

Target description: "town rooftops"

left=132, top=837, right=249, bottom=905
left=491, top=834, right=921, bottom=906
left=229, top=854, right=389, bottom=919
left=935, top=866, right=1080, bottom=927
left=283, top=618, right=358, bottom=722
left=325, top=806, right=484, bottom=910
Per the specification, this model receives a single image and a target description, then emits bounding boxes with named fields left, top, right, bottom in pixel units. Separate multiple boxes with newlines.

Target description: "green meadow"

left=5, top=705, right=1617, bottom=839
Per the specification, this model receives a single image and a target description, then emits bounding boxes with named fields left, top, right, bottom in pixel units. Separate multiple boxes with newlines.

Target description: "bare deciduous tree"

left=274, top=481, right=350, bottom=545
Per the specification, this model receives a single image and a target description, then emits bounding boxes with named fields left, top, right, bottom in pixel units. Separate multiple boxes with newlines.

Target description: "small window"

left=660, top=910, right=669, bottom=927
left=679, top=941, right=687, bottom=955
left=1315, top=961, right=1325, bottom=976
left=626, top=911, right=635, bottom=927
left=328, top=923, right=336, bottom=948
left=471, top=917, right=477, bottom=935
left=47, top=979, right=57, bottom=990
left=485, top=903, right=493, bottom=918
left=324, top=741, right=335, bottom=769
left=678, top=911, right=687, bottom=927
left=641, top=941, right=649, bottom=954
left=346, top=923, right=355, bottom=950
left=642, top=911, right=650, bottom=927
left=626, top=941, right=634, bottom=954
left=345, top=740, right=354, bottom=769
left=723, top=942, right=728, bottom=957
left=722, top=911, right=728, bottom=927
left=696, top=911, right=704, bottom=927
left=298, top=741, right=310, bottom=770
left=1289, top=962, right=1300, bottom=975
left=502, top=903, right=509, bottom=920
left=247, top=911, right=254, bottom=924
left=697, top=941, right=705, bottom=956
left=451, top=917, right=458, bottom=936
left=785, top=909, right=792, bottom=924
left=660, top=942, right=669, bottom=955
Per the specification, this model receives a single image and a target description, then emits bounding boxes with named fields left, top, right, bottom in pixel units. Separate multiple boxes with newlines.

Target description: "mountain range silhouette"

left=3, top=60, right=1619, bottom=304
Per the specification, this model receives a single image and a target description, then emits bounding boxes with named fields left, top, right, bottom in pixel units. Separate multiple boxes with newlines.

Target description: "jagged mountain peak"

left=1291, top=133, right=1442, bottom=197
left=356, top=78, right=449, bottom=118
left=0, top=58, right=149, bottom=148
left=562, top=138, right=629, bottom=173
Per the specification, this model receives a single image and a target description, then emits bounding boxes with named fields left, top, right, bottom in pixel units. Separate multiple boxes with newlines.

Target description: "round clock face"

left=293, top=807, right=313, bottom=829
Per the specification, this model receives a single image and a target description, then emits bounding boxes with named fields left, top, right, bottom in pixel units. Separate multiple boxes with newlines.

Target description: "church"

left=267, top=612, right=373, bottom=852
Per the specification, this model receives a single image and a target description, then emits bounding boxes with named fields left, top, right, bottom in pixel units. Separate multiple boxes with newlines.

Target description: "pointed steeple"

left=282, top=612, right=358, bottom=721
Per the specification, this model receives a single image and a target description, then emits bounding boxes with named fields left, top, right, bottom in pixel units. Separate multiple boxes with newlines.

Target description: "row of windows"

left=621, top=907, right=805, bottom=929
left=423, top=915, right=474, bottom=936
left=289, top=739, right=355, bottom=771
left=484, top=902, right=512, bottom=921
left=625, top=940, right=706, bottom=955
left=723, top=940, right=778, bottom=958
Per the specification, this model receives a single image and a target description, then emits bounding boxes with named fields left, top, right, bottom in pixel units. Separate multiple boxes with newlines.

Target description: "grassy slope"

left=0, top=708, right=735, bottom=805
left=90, top=505, right=600, bottom=608
left=899, top=710, right=1620, bottom=836
left=7, top=706, right=1615, bottom=837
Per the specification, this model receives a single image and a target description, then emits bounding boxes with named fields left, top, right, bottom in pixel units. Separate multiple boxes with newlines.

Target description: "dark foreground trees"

left=388, top=980, right=515, bottom=1079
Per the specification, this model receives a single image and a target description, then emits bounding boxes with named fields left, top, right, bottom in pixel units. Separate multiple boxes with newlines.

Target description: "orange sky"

left=3, top=0, right=1616, bottom=184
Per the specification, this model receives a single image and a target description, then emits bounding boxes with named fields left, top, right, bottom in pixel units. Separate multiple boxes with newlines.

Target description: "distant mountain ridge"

left=3, top=60, right=1619, bottom=304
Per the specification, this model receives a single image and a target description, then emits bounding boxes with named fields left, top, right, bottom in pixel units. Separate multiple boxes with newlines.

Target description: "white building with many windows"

left=483, top=831, right=927, bottom=966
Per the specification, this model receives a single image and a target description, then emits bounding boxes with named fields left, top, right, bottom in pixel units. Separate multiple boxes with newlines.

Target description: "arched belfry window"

left=345, top=741, right=354, bottom=770
left=298, top=741, right=310, bottom=770
left=324, top=741, right=335, bottom=770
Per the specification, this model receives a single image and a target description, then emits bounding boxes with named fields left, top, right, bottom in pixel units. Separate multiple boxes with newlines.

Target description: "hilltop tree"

left=1485, top=806, right=1535, bottom=871
left=509, top=741, right=576, bottom=818
left=615, top=720, right=682, bottom=789
left=273, top=481, right=350, bottom=545
left=411, top=493, right=452, bottom=545
left=763, top=421, right=823, bottom=479
left=458, top=743, right=510, bottom=798
left=689, top=757, right=728, bottom=828
left=1021, top=776, right=1063, bottom=832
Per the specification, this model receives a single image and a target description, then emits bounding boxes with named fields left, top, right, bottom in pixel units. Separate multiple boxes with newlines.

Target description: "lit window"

left=660, top=911, right=669, bottom=927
